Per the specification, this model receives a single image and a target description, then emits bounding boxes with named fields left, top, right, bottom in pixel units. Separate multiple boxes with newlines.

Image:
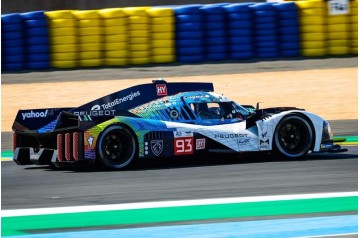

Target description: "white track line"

left=2, top=191, right=357, bottom=217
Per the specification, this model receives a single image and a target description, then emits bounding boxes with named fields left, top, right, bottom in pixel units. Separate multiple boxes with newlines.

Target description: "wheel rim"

left=276, top=117, right=312, bottom=157
left=100, top=129, right=134, bottom=167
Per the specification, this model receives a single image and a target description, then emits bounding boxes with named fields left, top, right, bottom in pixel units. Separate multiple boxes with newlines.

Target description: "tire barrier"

left=2, top=13, right=26, bottom=71
left=123, top=7, right=151, bottom=65
left=296, top=0, right=327, bottom=57
left=1, top=2, right=357, bottom=71
left=251, top=3, right=279, bottom=58
left=45, top=10, right=78, bottom=68
left=148, top=7, right=176, bottom=63
left=224, top=3, right=255, bottom=60
left=175, top=5, right=205, bottom=63
left=274, top=2, right=300, bottom=57
left=98, top=8, right=128, bottom=66
left=73, top=10, right=102, bottom=67
left=200, top=4, right=228, bottom=61
left=326, top=11, right=350, bottom=55
left=350, top=0, right=358, bottom=55
left=22, top=11, right=51, bottom=70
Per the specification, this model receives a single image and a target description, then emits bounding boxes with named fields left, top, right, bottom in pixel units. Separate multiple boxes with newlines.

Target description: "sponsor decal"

left=257, top=121, right=272, bottom=150
left=22, top=110, right=48, bottom=120
left=196, top=138, right=206, bottom=150
left=151, top=140, right=163, bottom=156
left=73, top=110, right=116, bottom=117
left=174, top=137, right=193, bottom=155
left=169, top=109, right=179, bottom=119
left=156, top=84, right=167, bottom=96
left=74, top=104, right=116, bottom=117
left=260, top=139, right=270, bottom=150
left=238, top=138, right=251, bottom=145
left=79, top=115, right=92, bottom=122
left=261, top=131, right=267, bottom=138
left=87, top=136, right=94, bottom=148
left=328, top=0, right=349, bottom=15
left=91, top=105, right=101, bottom=111
left=100, top=91, right=140, bottom=110
left=29, top=148, right=44, bottom=160
left=174, top=131, right=193, bottom=138
left=184, top=95, right=210, bottom=100
left=215, top=133, right=248, bottom=139
left=260, top=139, right=269, bottom=145
left=30, top=154, right=40, bottom=160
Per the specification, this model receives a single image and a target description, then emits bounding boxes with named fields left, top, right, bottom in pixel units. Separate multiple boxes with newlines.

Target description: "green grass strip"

left=340, top=136, right=357, bottom=143
left=2, top=196, right=357, bottom=236
left=1, top=151, right=13, bottom=158
left=334, top=136, right=358, bottom=145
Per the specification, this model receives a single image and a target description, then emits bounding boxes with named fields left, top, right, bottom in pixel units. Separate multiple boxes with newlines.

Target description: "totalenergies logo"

left=101, top=91, right=140, bottom=110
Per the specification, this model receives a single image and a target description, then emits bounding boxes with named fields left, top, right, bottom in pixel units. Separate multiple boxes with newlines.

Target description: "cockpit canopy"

left=130, top=91, right=250, bottom=125
left=190, top=102, right=248, bottom=120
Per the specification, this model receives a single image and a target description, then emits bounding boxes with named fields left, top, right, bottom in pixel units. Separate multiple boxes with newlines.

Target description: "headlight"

left=322, top=121, right=333, bottom=142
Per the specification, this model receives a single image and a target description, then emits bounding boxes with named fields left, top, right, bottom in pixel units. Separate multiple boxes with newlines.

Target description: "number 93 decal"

left=174, top=137, right=194, bottom=155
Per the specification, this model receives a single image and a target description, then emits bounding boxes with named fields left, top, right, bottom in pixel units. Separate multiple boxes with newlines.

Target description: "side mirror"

left=256, top=102, right=263, bottom=110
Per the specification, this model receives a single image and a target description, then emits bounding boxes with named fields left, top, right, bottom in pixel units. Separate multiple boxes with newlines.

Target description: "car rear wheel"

left=274, top=115, right=313, bottom=159
left=97, top=125, right=137, bottom=170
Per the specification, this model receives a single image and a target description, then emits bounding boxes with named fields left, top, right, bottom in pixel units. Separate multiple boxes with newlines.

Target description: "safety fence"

left=1, top=1, right=358, bottom=71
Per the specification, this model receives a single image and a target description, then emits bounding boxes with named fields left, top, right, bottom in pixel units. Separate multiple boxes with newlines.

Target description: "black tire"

left=97, top=125, right=137, bottom=170
left=274, top=115, right=313, bottom=159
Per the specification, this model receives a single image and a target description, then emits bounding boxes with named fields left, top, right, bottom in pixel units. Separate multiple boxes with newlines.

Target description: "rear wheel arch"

left=96, top=123, right=139, bottom=170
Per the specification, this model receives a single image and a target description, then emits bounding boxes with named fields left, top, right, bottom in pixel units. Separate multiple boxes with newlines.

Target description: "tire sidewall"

left=274, top=115, right=313, bottom=158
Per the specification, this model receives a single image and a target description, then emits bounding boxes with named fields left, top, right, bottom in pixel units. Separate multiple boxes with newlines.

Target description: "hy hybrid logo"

left=22, top=110, right=49, bottom=120
left=156, top=84, right=167, bottom=96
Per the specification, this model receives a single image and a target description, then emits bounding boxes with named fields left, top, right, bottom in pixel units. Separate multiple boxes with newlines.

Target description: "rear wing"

left=13, top=81, right=214, bottom=133
left=13, top=108, right=74, bottom=132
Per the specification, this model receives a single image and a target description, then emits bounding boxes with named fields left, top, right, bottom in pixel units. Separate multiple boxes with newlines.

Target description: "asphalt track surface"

left=2, top=142, right=357, bottom=210
left=2, top=57, right=358, bottom=212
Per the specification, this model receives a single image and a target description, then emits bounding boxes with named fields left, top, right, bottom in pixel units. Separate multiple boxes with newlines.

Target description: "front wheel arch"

left=287, top=112, right=316, bottom=151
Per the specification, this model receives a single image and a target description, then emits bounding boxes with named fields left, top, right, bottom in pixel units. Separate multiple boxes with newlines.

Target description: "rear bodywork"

left=12, top=81, right=346, bottom=167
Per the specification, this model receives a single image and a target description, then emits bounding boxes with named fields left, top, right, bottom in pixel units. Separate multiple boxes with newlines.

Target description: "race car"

left=12, top=80, right=346, bottom=170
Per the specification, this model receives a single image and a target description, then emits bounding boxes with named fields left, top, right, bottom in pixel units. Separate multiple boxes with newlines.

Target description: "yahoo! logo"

left=22, top=110, right=48, bottom=120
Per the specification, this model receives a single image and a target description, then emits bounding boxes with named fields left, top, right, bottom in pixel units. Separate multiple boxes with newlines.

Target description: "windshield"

left=190, top=102, right=250, bottom=122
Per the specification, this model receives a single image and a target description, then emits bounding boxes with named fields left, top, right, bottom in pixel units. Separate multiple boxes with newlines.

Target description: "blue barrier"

left=2, top=13, right=25, bottom=71
left=175, top=5, right=204, bottom=63
left=251, top=3, right=279, bottom=59
left=224, top=3, right=254, bottom=60
left=22, top=11, right=50, bottom=69
left=200, top=4, right=229, bottom=61
left=275, top=2, right=300, bottom=57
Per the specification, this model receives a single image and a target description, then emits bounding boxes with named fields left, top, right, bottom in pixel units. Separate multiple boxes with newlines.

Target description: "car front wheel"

left=274, top=115, right=313, bottom=159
